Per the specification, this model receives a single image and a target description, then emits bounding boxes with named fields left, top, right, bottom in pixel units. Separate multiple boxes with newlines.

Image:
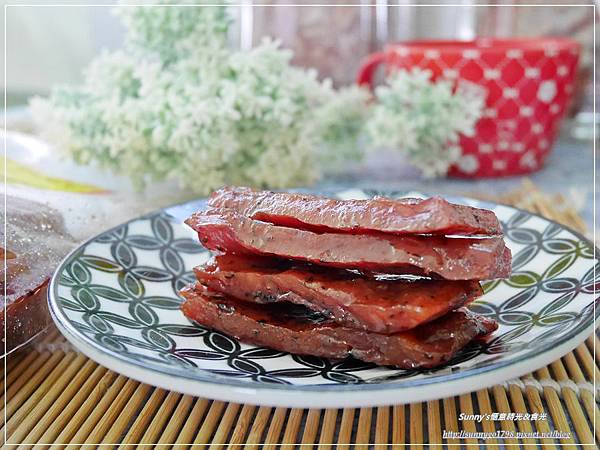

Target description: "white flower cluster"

left=366, top=68, right=485, bottom=177
left=31, top=2, right=364, bottom=194
left=115, top=1, right=231, bottom=63
left=30, top=3, right=486, bottom=191
left=313, top=86, right=371, bottom=170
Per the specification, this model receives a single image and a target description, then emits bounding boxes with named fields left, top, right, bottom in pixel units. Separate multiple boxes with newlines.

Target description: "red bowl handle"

left=356, top=52, right=387, bottom=89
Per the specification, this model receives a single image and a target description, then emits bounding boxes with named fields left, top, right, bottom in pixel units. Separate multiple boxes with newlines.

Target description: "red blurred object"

left=357, top=38, right=580, bottom=178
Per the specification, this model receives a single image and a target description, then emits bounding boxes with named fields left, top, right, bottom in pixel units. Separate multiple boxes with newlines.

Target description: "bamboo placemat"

left=2, top=180, right=598, bottom=448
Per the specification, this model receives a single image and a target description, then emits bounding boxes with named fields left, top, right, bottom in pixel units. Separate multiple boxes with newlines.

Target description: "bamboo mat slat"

left=2, top=180, right=598, bottom=447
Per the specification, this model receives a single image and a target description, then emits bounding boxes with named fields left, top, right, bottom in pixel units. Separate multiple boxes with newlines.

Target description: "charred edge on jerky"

left=252, top=291, right=279, bottom=303
left=283, top=304, right=332, bottom=324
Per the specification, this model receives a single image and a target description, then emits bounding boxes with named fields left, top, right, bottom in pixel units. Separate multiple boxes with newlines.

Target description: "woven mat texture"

left=2, top=180, right=598, bottom=448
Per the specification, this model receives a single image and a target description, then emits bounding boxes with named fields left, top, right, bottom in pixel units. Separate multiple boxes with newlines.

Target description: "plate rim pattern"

left=47, top=191, right=600, bottom=395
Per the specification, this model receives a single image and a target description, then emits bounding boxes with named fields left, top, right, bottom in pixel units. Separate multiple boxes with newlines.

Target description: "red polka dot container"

left=357, top=38, right=580, bottom=178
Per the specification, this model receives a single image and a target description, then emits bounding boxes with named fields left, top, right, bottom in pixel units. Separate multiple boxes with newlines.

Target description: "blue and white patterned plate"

left=48, top=189, right=599, bottom=407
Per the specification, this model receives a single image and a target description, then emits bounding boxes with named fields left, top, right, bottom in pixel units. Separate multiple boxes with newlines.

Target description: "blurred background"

left=3, top=1, right=597, bottom=112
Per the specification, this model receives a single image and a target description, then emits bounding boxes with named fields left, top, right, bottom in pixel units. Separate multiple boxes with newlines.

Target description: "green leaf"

left=80, top=255, right=122, bottom=272
left=538, top=313, right=577, bottom=326
left=229, top=357, right=262, bottom=374
left=131, top=266, right=172, bottom=282
left=507, top=228, right=539, bottom=245
left=142, top=328, right=174, bottom=351
left=543, top=223, right=562, bottom=239
left=112, top=335, right=155, bottom=350
left=326, top=372, right=362, bottom=384
left=578, top=241, right=594, bottom=259
left=160, top=247, right=183, bottom=275
left=59, top=273, right=77, bottom=287
left=159, top=353, right=198, bottom=368
left=143, top=296, right=182, bottom=310
left=158, top=324, right=206, bottom=336
left=206, top=332, right=237, bottom=354
left=500, top=286, right=538, bottom=312
left=97, top=312, right=144, bottom=328
left=130, top=302, right=158, bottom=326
left=491, top=323, right=532, bottom=344
left=506, top=271, right=539, bottom=288
left=498, top=311, right=534, bottom=325
left=69, top=260, right=91, bottom=285
left=86, top=314, right=113, bottom=333
left=125, top=235, right=162, bottom=250
left=73, top=287, right=99, bottom=311
left=90, top=285, right=131, bottom=302
left=581, top=263, right=599, bottom=285
left=268, top=368, right=320, bottom=378
left=539, top=291, right=577, bottom=317
left=171, top=238, right=203, bottom=254
left=510, top=245, right=539, bottom=271
left=239, top=348, right=287, bottom=359
left=60, top=297, right=86, bottom=312
left=542, top=239, right=577, bottom=254
left=176, top=349, right=226, bottom=360
left=152, top=216, right=173, bottom=244
left=481, top=280, right=500, bottom=294
left=113, top=242, right=136, bottom=269
left=541, top=278, right=578, bottom=293
left=95, top=232, right=117, bottom=243
left=467, top=301, right=496, bottom=316
left=119, top=272, right=145, bottom=298
left=507, top=211, right=531, bottom=228
left=541, top=253, right=577, bottom=280
left=174, top=276, right=195, bottom=293
left=99, top=335, right=127, bottom=352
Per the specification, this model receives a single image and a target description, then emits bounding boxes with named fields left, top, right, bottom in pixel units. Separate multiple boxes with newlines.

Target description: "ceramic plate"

left=48, top=189, right=598, bottom=408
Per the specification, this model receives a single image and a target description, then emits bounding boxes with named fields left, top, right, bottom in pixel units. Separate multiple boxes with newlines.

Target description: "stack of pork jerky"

left=180, top=187, right=511, bottom=369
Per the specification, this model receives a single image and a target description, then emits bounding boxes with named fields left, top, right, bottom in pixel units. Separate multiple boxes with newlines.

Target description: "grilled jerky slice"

left=180, top=284, right=498, bottom=369
left=185, top=209, right=512, bottom=280
left=209, top=186, right=502, bottom=236
left=195, top=255, right=483, bottom=334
